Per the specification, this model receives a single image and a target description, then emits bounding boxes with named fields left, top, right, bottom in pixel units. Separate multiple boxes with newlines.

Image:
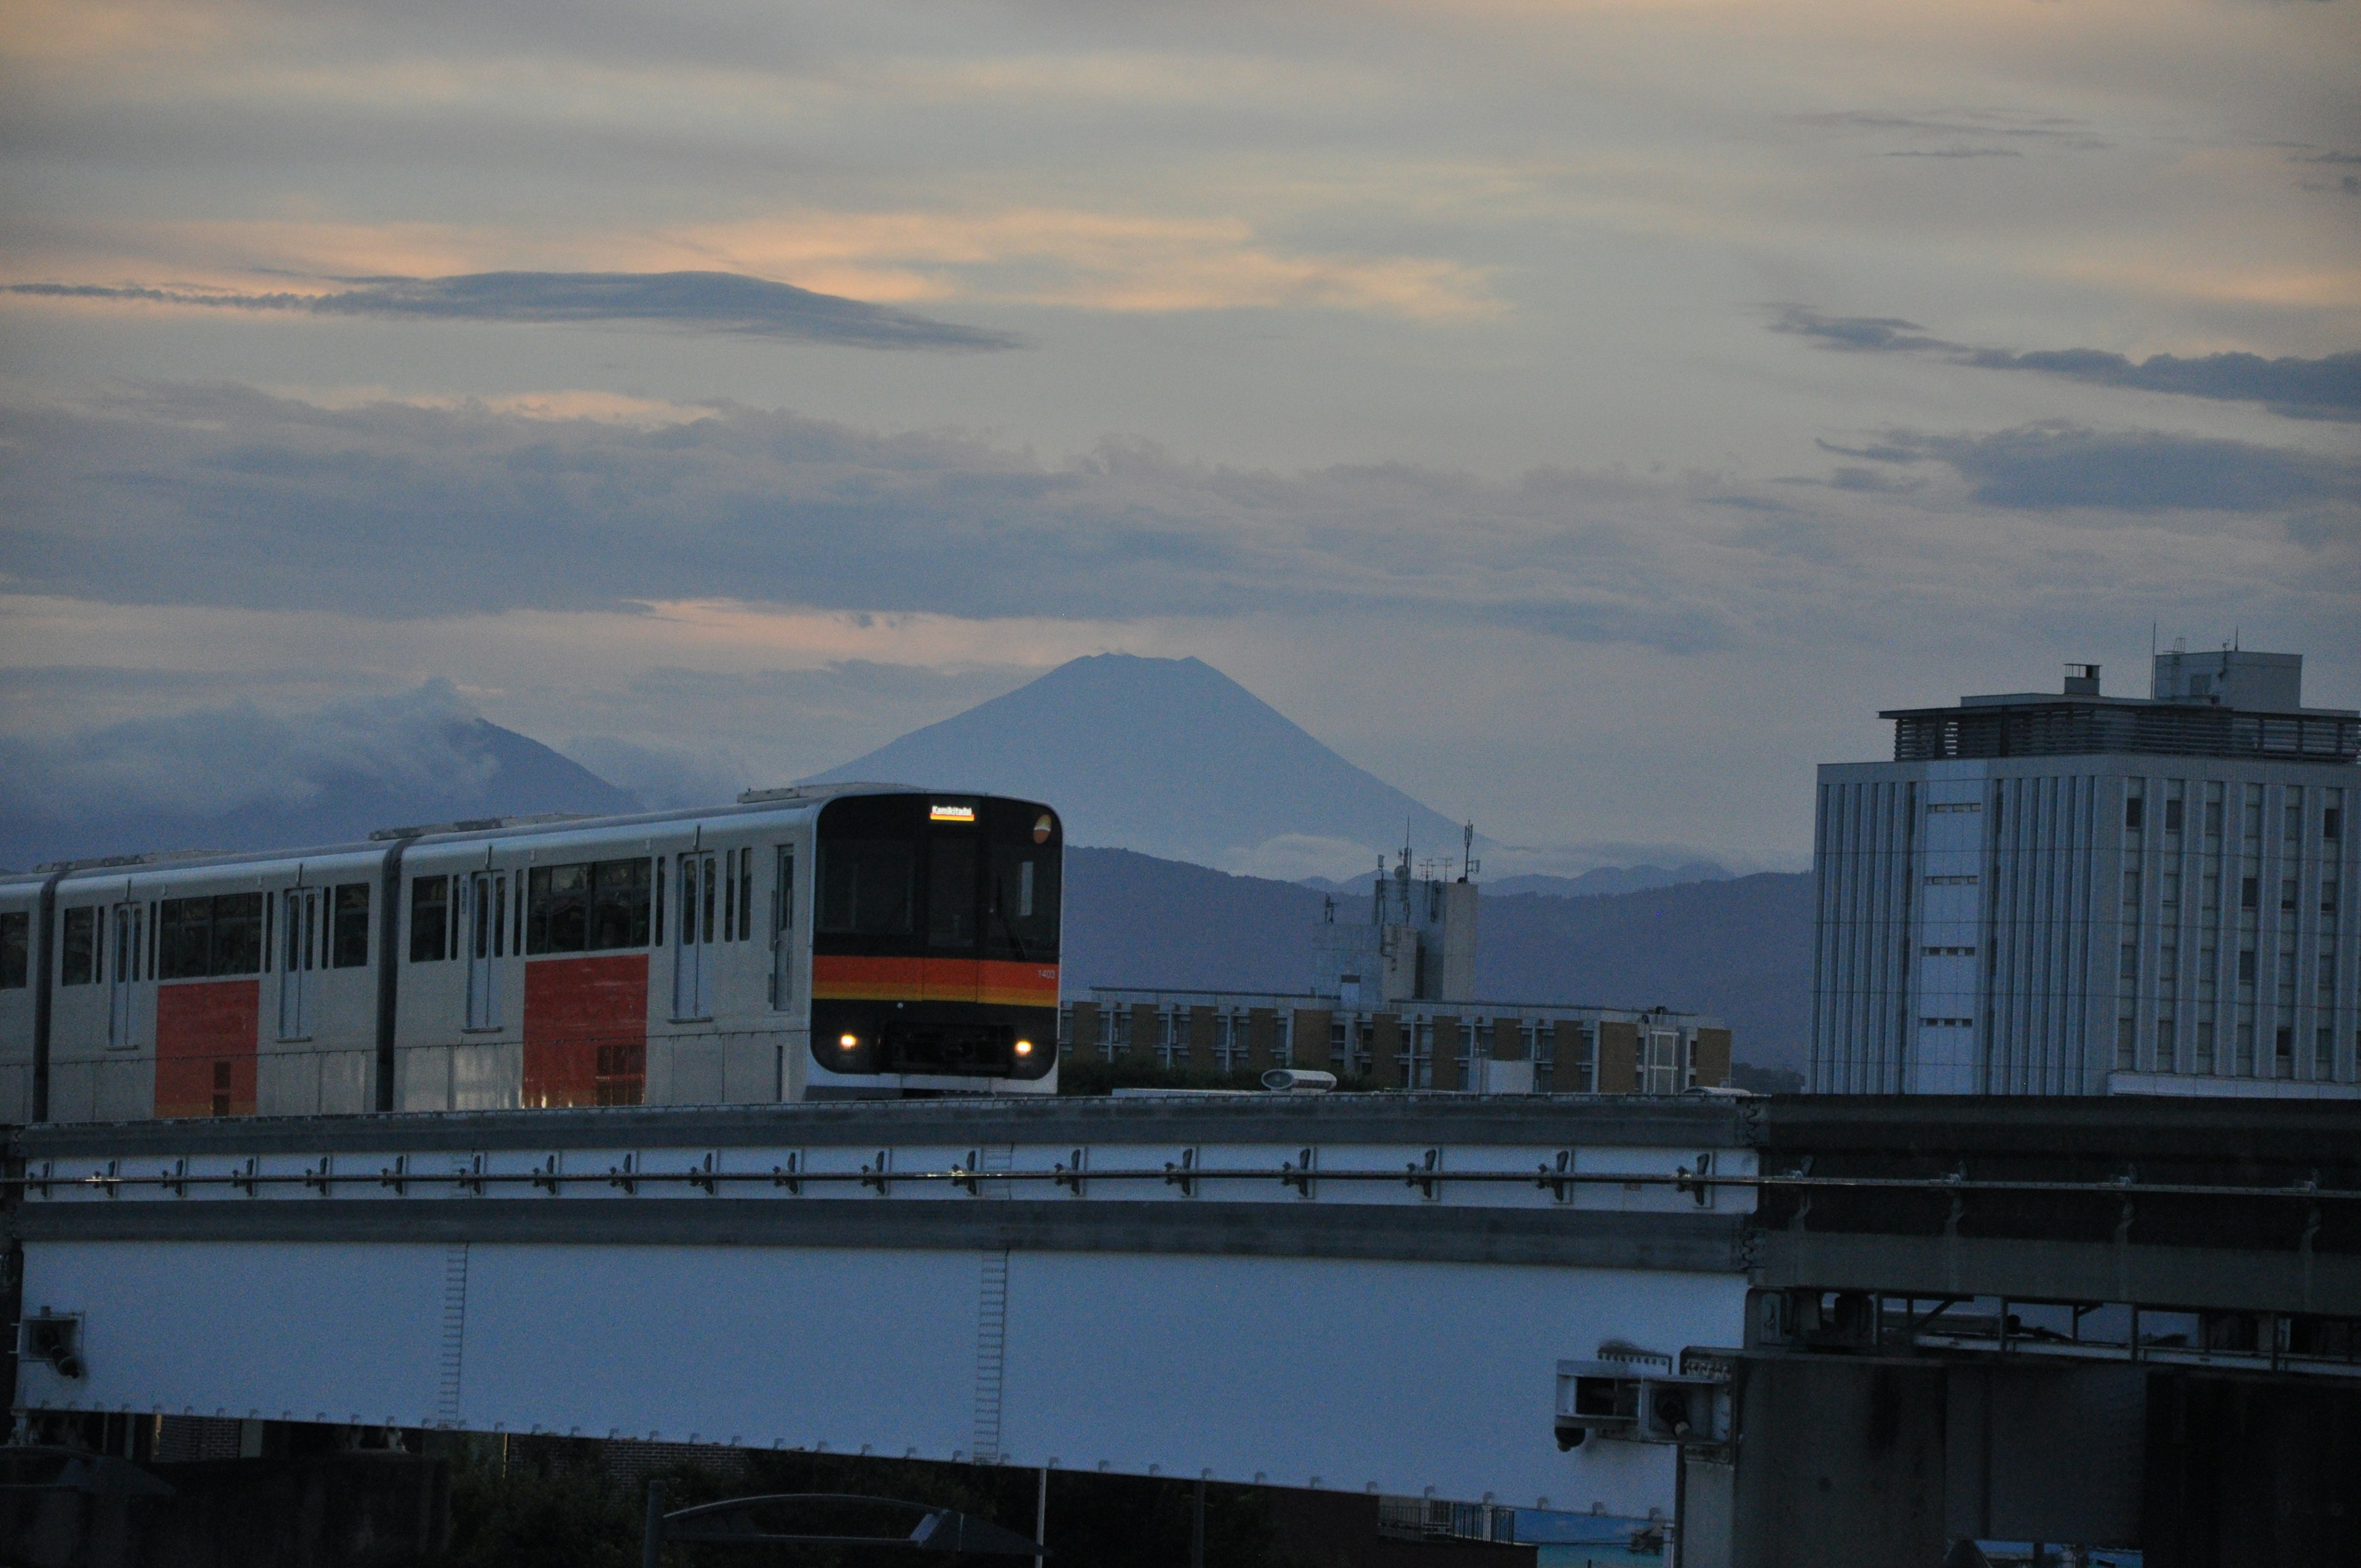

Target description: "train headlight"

left=1014, top=1039, right=1034, bottom=1057
left=839, top=1033, right=860, bottom=1050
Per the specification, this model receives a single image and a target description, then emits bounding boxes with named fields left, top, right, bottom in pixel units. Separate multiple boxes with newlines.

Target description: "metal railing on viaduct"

left=6, top=1092, right=2356, bottom=1566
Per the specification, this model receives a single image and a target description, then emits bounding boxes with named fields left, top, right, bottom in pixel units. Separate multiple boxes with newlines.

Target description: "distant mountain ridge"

left=1065, top=847, right=1811, bottom=1071
left=1303, top=862, right=1736, bottom=900
left=807, top=653, right=1468, bottom=876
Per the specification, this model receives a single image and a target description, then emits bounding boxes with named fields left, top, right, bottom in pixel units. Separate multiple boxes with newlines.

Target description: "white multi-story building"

left=1812, top=650, right=2359, bottom=1098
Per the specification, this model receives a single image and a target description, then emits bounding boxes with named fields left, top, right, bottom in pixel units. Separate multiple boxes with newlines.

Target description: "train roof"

left=1, top=782, right=1046, bottom=891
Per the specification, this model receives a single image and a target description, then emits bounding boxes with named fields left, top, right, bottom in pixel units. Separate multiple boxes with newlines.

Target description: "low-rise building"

left=1061, top=988, right=1730, bottom=1095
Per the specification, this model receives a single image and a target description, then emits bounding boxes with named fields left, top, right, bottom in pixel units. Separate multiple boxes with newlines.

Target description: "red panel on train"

left=523, top=954, right=649, bottom=1107
left=155, top=980, right=258, bottom=1119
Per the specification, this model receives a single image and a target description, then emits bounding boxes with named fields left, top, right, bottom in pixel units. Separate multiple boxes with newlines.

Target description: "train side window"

left=0, top=911, right=27, bottom=989
left=61, top=908, right=98, bottom=986
left=738, top=850, right=754, bottom=943
left=528, top=864, right=591, bottom=954
left=210, top=893, right=263, bottom=976
left=588, top=858, right=651, bottom=951
left=409, top=877, right=450, bottom=962
left=160, top=897, right=212, bottom=978
left=332, top=884, right=370, bottom=967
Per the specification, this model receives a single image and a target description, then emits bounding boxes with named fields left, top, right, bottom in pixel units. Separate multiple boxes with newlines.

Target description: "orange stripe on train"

left=812, top=956, right=1058, bottom=1005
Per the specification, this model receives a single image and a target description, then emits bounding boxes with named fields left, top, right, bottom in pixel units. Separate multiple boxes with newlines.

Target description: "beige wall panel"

left=1693, top=1028, right=1733, bottom=1089
left=1597, top=1021, right=1640, bottom=1094
left=1291, top=1010, right=1331, bottom=1071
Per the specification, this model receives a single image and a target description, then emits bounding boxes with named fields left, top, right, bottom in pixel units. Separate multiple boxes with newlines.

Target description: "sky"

left=2, top=0, right=2357, bottom=874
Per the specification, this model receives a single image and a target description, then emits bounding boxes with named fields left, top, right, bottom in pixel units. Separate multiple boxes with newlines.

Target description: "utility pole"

left=1035, top=1466, right=1048, bottom=1568
left=640, top=1480, right=664, bottom=1568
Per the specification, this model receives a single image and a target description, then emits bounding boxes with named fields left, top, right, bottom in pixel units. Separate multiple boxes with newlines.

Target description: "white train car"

left=0, top=786, right=1063, bottom=1123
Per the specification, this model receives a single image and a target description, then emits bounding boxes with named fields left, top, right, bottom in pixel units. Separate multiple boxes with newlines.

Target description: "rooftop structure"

left=1881, top=649, right=2359, bottom=766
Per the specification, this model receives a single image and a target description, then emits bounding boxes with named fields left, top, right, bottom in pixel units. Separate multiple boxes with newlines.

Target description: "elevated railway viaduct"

left=7, top=1093, right=2355, bottom=1566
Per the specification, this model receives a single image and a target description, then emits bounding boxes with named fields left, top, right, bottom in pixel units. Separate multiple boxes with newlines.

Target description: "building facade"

left=1064, top=988, right=1731, bottom=1095
left=1813, top=651, right=2360, bottom=1097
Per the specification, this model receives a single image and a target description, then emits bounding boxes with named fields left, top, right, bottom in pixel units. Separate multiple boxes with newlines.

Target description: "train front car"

left=805, top=793, right=1061, bottom=1096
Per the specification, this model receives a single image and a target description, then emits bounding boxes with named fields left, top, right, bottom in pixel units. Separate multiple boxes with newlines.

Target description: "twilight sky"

left=2, top=0, right=2357, bottom=874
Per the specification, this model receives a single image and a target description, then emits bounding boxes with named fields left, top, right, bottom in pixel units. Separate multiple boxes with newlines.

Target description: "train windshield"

left=815, top=794, right=1060, bottom=962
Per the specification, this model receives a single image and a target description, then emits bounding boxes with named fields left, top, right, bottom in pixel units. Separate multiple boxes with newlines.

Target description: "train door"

left=674, top=851, right=718, bottom=1020
left=465, top=870, right=505, bottom=1030
left=108, top=900, right=143, bottom=1048
left=278, top=886, right=318, bottom=1039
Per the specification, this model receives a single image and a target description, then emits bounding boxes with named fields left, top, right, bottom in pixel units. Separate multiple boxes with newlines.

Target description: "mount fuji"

left=804, top=653, right=1466, bottom=876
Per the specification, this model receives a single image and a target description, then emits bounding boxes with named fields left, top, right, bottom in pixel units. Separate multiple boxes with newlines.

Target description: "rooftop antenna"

left=1460, top=821, right=1477, bottom=884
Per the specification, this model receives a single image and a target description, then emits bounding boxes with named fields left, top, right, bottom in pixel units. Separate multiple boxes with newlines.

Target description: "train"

left=0, top=785, right=1063, bottom=1123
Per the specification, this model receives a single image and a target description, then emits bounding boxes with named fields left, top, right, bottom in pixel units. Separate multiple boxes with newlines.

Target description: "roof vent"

left=738, top=782, right=916, bottom=804
left=2063, top=663, right=2100, bottom=697
left=367, top=812, right=593, bottom=842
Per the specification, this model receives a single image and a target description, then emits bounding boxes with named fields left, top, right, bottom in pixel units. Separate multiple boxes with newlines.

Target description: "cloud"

left=1774, top=307, right=2361, bottom=421
left=0, top=384, right=1770, bottom=651
left=1800, top=109, right=2110, bottom=154
left=4, top=271, right=1019, bottom=350
left=1843, top=422, right=2361, bottom=513
left=0, top=679, right=496, bottom=823
left=3, top=384, right=2351, bottom=696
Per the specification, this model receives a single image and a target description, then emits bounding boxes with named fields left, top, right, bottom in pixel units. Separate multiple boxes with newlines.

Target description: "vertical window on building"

left=2161, top=872, right=2180, bottom=906
left=2114, top=1016, right=2135, bottom=1068
left=2326, top=803, right=2343, bottom=842
left=2155, top=1018, right=2176, bottom=1071
left=2119, top=944, right=2138, bottom=983
left=2122, top=870, right=2142, bottom=906
left=2242, top=877, right=2260, bottom=910
left=60, top=906, right=97, bottom=986
left=331, top=884, right=370, bottom=967
left=2274, top=1026, right=2293, bottom=1077
left=2237, top=949, right=2256, bottom=985
left=2202, top=873, right=2221, bottom=912
left=2124, top=796, right=2144, bottom=831
left=2327, top=883, right=2343, bottom=917
left=410, top=877, right=449, bottom=962
left=2236, top=1023, right=2255, bottom=1074
left=2319, top=1028, right=2335, bottom=1077
left=2282, top=786, right=2303, bottom=838
left=2164, top=797, right=2184, bottom=833
left=2204, top=782, right=2225, bottom=836
left=0, top=911, right=26, bottom=989
left=2243, top=786, right=2263, bottom=839
left=2196, top=1021, right=2215, bottom=1072
left=2282, top=878, right=2300, bottom=913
